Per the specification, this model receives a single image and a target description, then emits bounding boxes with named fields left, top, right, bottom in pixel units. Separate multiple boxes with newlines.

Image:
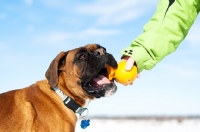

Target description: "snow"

left=75, top=117, right=200, bottom=132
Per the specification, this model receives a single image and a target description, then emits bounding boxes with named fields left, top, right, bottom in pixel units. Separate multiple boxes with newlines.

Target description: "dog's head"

left=45, top=44, right=117, bottom=99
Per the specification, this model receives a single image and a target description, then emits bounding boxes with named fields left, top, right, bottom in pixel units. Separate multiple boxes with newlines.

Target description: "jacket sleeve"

left=121, top=0, right=200, bottom=73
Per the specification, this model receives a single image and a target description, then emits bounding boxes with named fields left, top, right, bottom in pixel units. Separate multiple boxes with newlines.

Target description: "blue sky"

left=0, top=0, right=200, bottom=117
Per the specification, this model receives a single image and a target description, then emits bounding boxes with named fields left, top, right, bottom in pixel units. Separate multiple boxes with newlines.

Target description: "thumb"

left=125, top=57, right=135, bottom=71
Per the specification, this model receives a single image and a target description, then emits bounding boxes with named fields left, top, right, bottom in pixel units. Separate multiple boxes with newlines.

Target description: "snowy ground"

left=75, top=117, right=200, bottom=132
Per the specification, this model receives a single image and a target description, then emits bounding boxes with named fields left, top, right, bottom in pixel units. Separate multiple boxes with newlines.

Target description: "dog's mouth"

left=82, top=67, right=117, bottom=98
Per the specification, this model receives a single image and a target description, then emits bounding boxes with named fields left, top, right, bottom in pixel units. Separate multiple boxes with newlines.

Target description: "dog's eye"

left=78, top=54, right=87, bottom=60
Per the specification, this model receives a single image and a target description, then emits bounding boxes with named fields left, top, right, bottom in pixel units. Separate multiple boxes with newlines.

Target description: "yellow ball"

left=106, top=61, right=138, bottom=85
left=114, top=61, right=137, bottom=85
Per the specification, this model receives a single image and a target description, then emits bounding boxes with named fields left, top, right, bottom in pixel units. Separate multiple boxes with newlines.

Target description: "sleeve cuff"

left=121, top=46, right=156, bottom=73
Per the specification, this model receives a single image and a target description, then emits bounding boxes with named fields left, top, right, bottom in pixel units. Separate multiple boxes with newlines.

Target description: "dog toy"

left=106, top=61, right=138, bottom=85
left=80, top=108, right=90, bottom=129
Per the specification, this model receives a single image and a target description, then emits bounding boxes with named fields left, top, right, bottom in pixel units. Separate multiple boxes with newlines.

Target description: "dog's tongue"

left=90, top=75, right=110, bottom=88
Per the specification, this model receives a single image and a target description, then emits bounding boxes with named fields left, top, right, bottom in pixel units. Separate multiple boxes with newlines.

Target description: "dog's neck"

left=52, top=87, right=90, bottom=115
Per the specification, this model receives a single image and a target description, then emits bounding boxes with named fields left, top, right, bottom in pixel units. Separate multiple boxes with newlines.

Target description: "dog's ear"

left=45, top=51, right=69, bottom=88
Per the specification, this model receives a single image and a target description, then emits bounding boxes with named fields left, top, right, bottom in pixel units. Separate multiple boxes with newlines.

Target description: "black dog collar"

left=52, top=87, right=87, bottom=115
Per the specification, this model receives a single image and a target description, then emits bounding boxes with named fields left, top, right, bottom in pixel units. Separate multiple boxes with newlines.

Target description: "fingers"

left=125, top=57, right=135, bottom=71
left=137, top=74, right=140, bottom=78
left=121, top=56, right=140, bottom=83
left=121, top=56, right=134, bottom=71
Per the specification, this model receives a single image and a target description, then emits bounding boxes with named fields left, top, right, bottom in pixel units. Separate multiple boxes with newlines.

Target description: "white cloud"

left=41, top=0, right=69, bottom=9
left=40, top=0, right=158, bottom=25
left=76, top=0, right=157, bottom=25
left=34, top=32, right=70, bottom=45
left=77, top=28, right=121, bottom=38
left=34, top=29, right=120, bottom=45
left=23, top=0, right=33, bottom=5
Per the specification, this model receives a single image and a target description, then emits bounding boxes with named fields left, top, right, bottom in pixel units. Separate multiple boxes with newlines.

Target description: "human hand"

left=121, top=56, right=140, bottom=78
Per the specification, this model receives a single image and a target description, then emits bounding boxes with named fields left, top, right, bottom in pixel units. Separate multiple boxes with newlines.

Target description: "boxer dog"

left=0, top=44, right=117, bottom=132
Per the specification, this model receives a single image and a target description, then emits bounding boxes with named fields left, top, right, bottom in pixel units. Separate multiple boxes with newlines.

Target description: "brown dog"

left=0, top=44, right=117, bottom=132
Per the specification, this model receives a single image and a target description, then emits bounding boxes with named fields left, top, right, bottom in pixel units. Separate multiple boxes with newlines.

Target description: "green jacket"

left=121, top=0, right=200, bottom=73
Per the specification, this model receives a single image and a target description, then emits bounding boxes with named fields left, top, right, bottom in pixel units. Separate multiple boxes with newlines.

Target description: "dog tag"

left=80, top=119, right=90, bottom=129
left=80, top=107, right=90, bottom=129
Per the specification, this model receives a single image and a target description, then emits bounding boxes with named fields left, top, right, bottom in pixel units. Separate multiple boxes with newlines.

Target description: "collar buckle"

left=76, top=107, right=87, bottom=115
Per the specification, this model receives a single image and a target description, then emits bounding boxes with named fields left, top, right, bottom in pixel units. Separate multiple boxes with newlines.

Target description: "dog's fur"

left=0, top=44, right=117, bottom=132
